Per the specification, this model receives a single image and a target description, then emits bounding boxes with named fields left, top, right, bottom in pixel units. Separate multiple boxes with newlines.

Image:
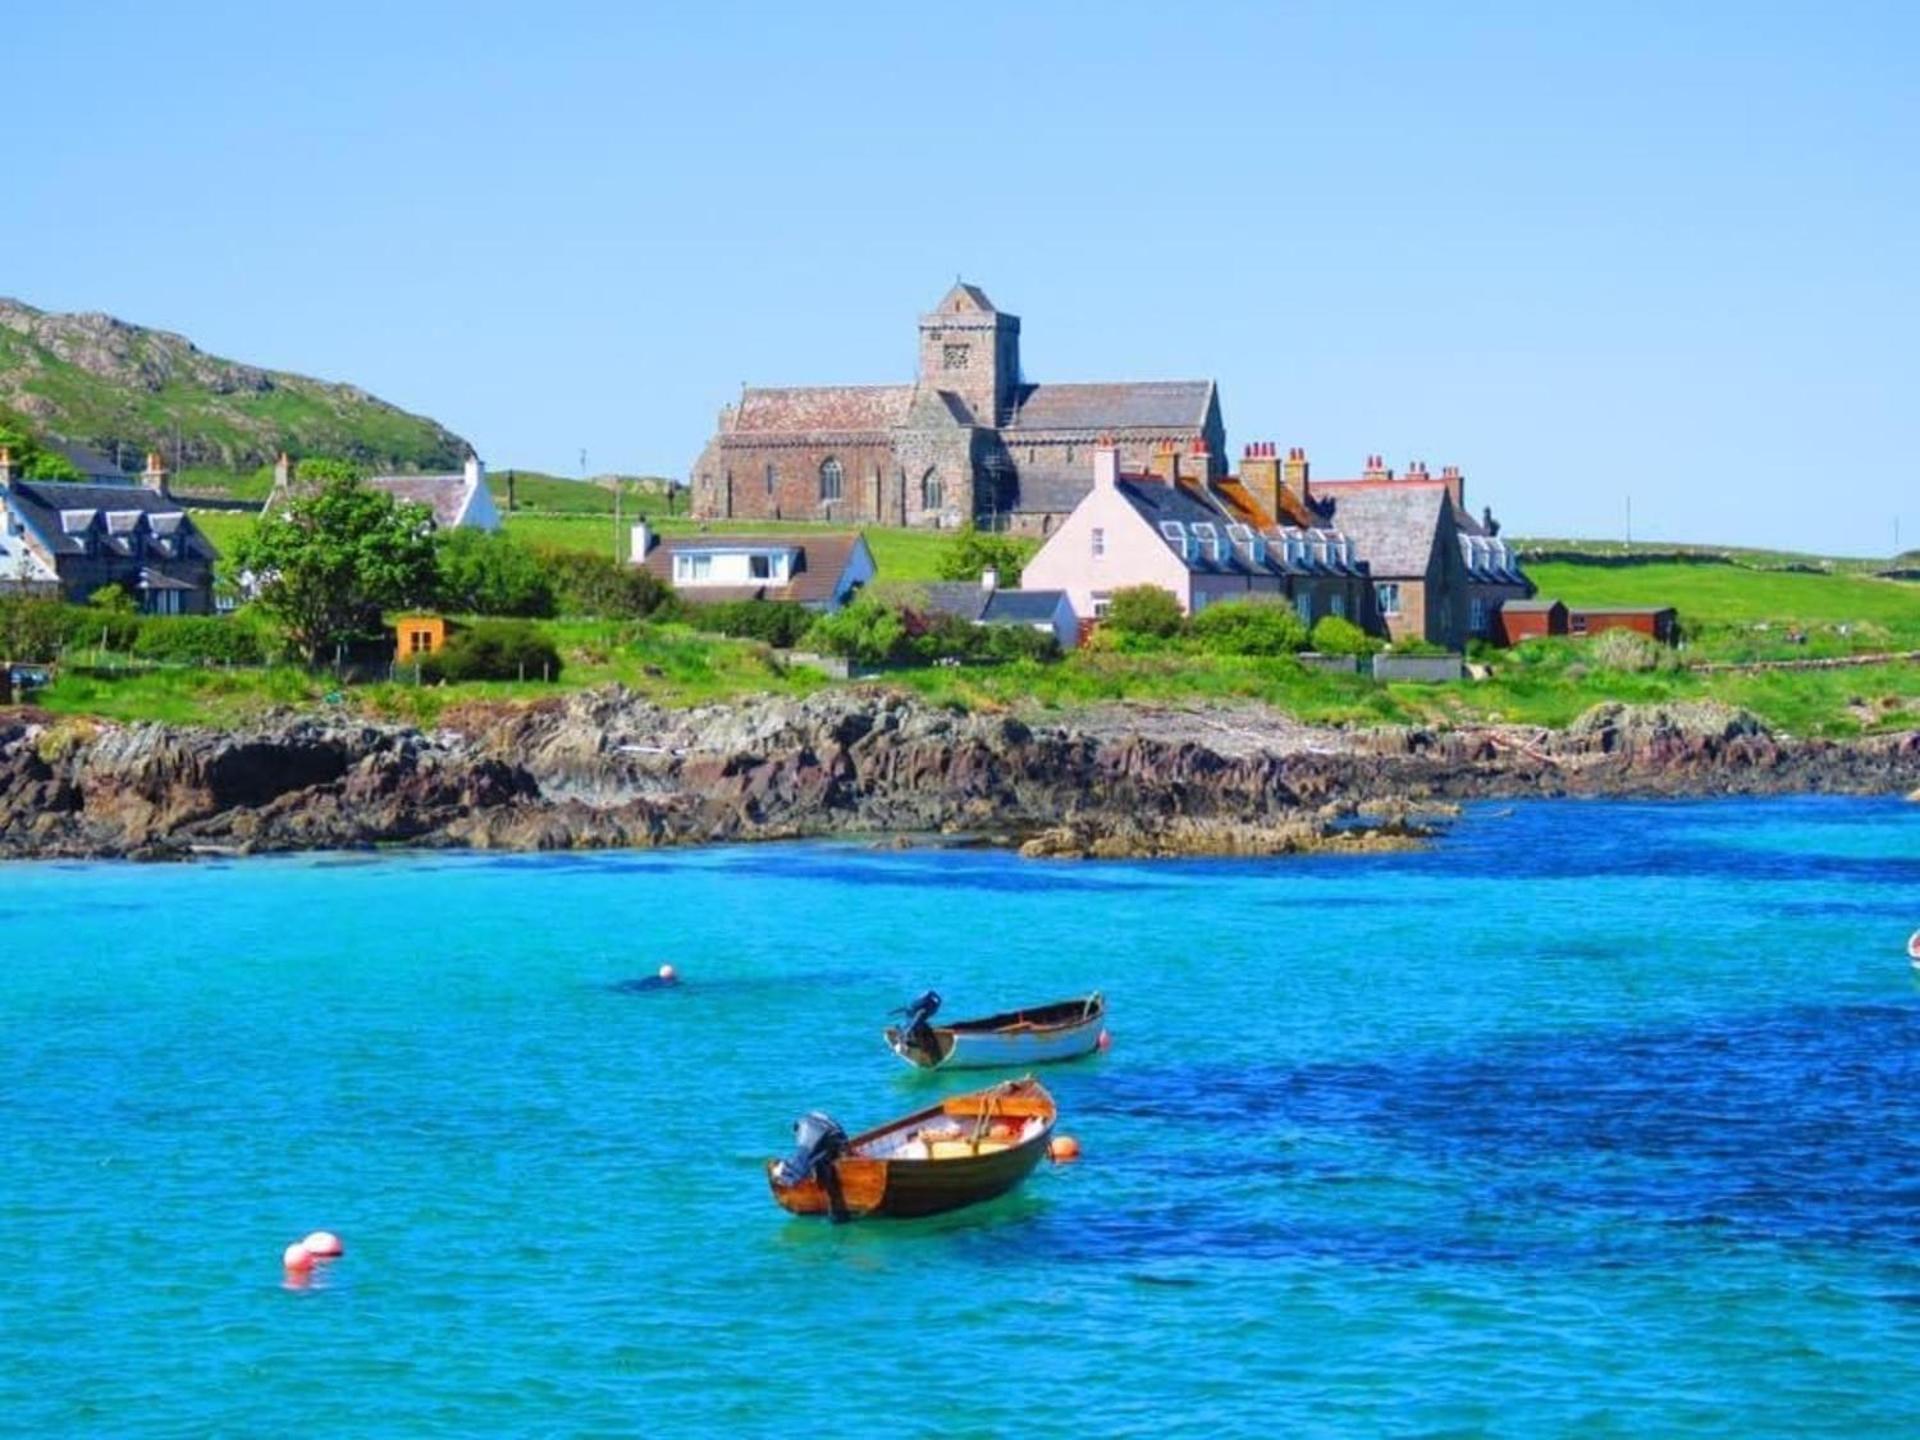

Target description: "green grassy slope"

left=1525, top=560, right=1920, bottom=648
left=0, top=298, right=467, bottom=472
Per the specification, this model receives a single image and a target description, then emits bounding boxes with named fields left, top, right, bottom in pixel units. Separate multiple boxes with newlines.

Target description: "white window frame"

left=1294, top=592, right=1313, bottom=624
left=1376, top=581, right=1402, bottom=617
left=1091, top=591, right=1113, bottom=618
left=1091, top=526, right=1106, bottom=559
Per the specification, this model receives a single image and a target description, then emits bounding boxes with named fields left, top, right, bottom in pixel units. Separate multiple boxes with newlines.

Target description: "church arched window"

left=921, top=469, right=943, bottom=511
left=819, top=457, right=843, bottom=502
left=764, top=462, right=776, bottom=496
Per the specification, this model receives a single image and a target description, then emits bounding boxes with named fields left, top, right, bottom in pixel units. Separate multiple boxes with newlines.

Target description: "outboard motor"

left=773, top=1111, right=848, bottom=1188
left=894, top=990, right=943, bottom=1058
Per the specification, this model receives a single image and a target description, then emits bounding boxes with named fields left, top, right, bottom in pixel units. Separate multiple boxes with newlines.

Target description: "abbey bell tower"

left=917, top=281, right=1021, bottom=426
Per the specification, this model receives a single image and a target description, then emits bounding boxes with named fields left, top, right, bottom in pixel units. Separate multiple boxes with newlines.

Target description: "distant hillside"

left=0, top=297, right=470, bottom=473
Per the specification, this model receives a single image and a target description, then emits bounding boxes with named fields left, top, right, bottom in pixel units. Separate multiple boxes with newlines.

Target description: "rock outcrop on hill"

left=1, top=692, right=1915, bottom=861
left=0, top=297, right=469, bottom=472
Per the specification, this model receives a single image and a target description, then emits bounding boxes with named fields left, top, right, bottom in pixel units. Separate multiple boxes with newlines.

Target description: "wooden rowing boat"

left=884, top=991, right=1105, bottom=1070
left=766, top=1076, right=1057, bottom=1220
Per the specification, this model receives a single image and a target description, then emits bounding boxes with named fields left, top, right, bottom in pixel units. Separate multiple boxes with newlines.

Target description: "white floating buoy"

left=283, top=1242, right=315, bottom=1274
left=1907, top=930, right=1920, bottom=968
left=302, top=1231, right=344, bottom=1259
left=658, top=963, right=678, bottom=984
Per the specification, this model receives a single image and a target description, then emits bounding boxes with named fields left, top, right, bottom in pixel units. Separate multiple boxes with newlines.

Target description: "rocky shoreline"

left=2, top=689, right=1916, bottom=862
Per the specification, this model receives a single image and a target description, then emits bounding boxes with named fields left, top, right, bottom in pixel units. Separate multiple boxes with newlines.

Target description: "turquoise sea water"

left=3, top=797, right=1919, bottom=1437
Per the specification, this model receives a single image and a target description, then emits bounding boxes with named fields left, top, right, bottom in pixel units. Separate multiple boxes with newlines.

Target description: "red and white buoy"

left=282, top=1242, right=316, bottom=1275
left=302, top=1231, right=344, bottom=1259
left=1907, top=930, right=1920, bottom=969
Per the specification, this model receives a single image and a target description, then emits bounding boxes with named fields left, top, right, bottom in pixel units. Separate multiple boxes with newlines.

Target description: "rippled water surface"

left=4, top=797, right=1919, bottom=1437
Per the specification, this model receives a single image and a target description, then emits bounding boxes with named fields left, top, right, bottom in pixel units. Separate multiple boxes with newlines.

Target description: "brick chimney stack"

left=1240, top=441, right=1281, bottom=520
left=1147, top=439, right=1178, bottom=486
left=1092, top=444, right=1121, bottom=493
left=1282, top=446, right=1311, bottom=508
left=1180, top=437, right=1211, bottom=492
left=141, top=450, right=169, bottom=497
left=1362, top=454, right=1391, bottom=482
left=1440, top=464, right=1464, bottom=511
left=1405, top=460, right=1430, bottom=484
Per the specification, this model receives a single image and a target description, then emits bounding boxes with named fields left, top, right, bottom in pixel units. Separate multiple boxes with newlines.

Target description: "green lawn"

left=1525, top=559, right=1920, bottom=661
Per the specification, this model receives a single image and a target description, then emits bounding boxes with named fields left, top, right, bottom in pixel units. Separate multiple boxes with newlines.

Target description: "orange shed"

left=392, top=613, right=448, bottom=662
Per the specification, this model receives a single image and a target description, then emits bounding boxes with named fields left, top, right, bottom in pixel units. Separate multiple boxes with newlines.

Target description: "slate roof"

left=363, top=473, right=477, bottom=529
left=3, top=479, right=217, bottom=561
left=920, top=581, right=993, bottom=622
left=1113, top=476, right=1364, bottom=579
left=983, top=589, right=1067, bottom=624
left=51, top=442, right=130, bottom=481
left=920, top=582, right=1066, bottom=626
left=1004, top=381, right=1214, bottom=433
left=1008, top=461, right=1099, bottom=515
left=727, top=386, right=914, bottom=436
left=1312, top=483, right=1450, bottom=578
left=639, top=532, right=864, bottom=607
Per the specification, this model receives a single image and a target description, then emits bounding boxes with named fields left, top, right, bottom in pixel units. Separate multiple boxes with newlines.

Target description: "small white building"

left=632, top=522, right=875, bottom=612
left=269, top=453, right=501, bottom=532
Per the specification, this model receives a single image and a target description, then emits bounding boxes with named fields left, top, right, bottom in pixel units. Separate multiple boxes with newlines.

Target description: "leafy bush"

left=1388, top=635, right=1450, bottom=657
left=63, top=597, right=142, bottom=653
left=436, top=529, right=556, bottom=617
left=680, top=599, right=813, bottom=648
left=1104, top=585, right=1184, bottom=641
left=417, top=620, right=564, bottom=683
left=540, top=550, right=674, bottom=619
left=132, top=617, right=266, bottom=665
left=1309, top=615, right=1379, bottom=657
left=1188, top=597, right=1308, bottom=656
left=803, top=595, right=908, bottom=664
left=935, top=525, right=1034, bottom=585
left=0, top=597, right=68, bottom=662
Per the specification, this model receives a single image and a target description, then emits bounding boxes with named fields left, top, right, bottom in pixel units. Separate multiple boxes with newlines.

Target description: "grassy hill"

left=0, top=297, right=469, bottom=472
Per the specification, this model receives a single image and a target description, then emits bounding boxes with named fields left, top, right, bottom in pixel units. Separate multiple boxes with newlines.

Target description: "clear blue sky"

left=11, top=2, right=1917, bottom=555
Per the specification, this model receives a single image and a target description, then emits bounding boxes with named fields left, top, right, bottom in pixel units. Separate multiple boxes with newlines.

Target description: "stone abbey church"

left=691, top=283, right=1225, bottom=534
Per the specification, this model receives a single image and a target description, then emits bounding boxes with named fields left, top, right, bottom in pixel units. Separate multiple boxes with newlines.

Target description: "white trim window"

left=1091, top=526, right=1106, bottom=559
left=1294, top=592, right=1313, bottom=624
left=674, top=553, right=714, bottom=583
left=1470, top=597, right=1488, bottom=634
left=1375, top=581, right=1402, bottom=617
left=1091, top=591, right=1113, bottom=618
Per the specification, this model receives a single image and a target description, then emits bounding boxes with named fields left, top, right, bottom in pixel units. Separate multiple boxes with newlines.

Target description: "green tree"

left=0, top=419, right=84, bottom=481
left=435, top=529, right=556, bottom=617
left=935, top=525, right=1033, bottom=584
left=233, top=472, right=438, bottom=662
left=803, top=594, right=908, bottom=664
left=1105, top=584, right=1185, bottom=640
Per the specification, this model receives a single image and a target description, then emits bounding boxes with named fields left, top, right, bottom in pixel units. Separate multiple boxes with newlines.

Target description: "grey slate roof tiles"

left=1004, top=381, right=1213, bottom=433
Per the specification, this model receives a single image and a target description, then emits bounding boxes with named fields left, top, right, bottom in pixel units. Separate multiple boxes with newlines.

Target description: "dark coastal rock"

left=1, top=690, right=1915, bottom=860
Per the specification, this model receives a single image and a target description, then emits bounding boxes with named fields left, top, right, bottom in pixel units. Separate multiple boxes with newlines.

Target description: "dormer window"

left=750, top=554, right=771, bottom=580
